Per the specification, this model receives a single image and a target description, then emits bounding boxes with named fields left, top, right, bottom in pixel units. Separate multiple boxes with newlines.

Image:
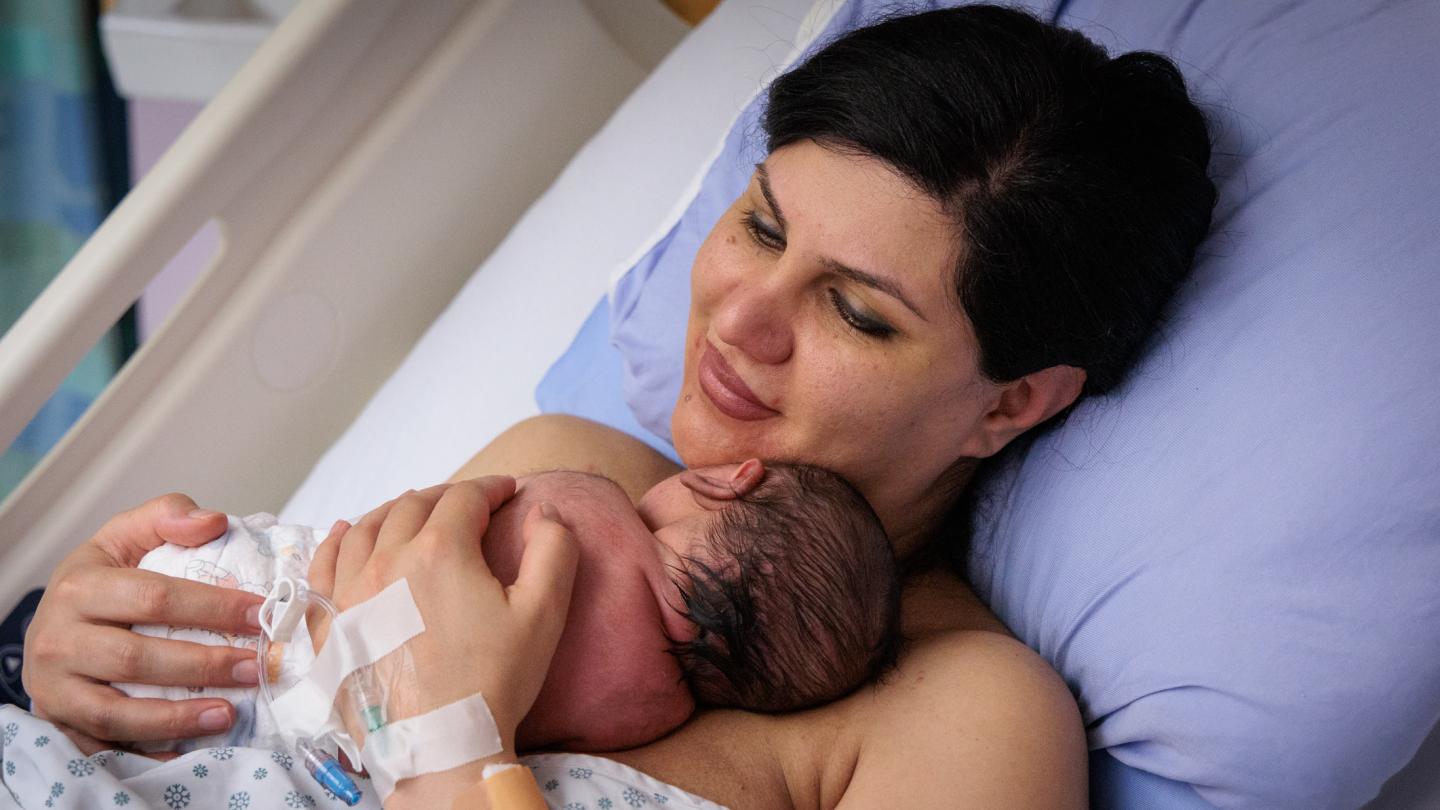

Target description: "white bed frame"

left=0, top=0, right=684, bottom=595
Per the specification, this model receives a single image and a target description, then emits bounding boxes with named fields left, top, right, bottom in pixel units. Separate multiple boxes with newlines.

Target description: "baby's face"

left=482, top=464, right=744, bottom=751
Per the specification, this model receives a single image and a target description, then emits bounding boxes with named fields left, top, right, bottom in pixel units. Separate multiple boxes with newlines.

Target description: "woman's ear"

left=963, top=366, right=1086, bottom=458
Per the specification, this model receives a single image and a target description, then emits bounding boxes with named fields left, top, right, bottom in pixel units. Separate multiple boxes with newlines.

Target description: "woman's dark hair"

left=764, top=4, right=1216, bottom=398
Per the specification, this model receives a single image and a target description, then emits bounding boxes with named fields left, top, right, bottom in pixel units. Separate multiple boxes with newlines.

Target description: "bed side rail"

left=0, top=0, right=649, bottom=592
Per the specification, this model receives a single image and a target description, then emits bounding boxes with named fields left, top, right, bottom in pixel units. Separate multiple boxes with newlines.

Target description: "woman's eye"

left=741, top=211, right=785, bottom=251
left=828, top=289, right=896, bottom=339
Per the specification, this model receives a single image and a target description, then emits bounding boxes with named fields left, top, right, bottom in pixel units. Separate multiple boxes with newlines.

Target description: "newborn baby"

left=121, top=460, right=901, bottom=753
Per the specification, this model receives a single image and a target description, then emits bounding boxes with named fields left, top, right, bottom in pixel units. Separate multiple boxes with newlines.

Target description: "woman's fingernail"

left=328, top=519, right=348, bottom=537
left=188, top=509, right=222, bottom=520
left=540, top=502, right=560, bottom=521
left=198, top=707, right=231, bottom=731
left=244, top=605, right=262, bottom=630
left=232, top=659, right=260, bottom=685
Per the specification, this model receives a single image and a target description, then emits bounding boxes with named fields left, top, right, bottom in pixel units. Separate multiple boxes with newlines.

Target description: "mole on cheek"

left=726, top=235, right=736, bottom=245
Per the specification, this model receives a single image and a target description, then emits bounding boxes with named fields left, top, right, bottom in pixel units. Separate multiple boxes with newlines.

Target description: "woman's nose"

left=712, top=277, right=794, bottom=365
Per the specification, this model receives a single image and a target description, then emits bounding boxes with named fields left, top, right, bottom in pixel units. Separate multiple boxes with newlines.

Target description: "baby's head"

left=643, top=461, right=902, bottom=712
left=495, top=460, right=900, bottom=751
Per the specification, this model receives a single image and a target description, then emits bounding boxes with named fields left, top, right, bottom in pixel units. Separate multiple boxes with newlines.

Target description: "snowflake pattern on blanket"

left=1, top=706, right=729, bottom=809
left=0, top=706, right=367, bottom=808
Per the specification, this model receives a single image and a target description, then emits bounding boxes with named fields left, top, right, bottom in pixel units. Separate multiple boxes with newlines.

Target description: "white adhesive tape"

left=271, top=578, right=425, bottom=742
left=361, top=692, right=505, bottom=799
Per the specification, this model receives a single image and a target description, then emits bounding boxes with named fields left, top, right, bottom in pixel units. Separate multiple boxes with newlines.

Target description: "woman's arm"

left=839, top=631, right=1088, bottom=808
left=449, top=415, right=680, bottom=503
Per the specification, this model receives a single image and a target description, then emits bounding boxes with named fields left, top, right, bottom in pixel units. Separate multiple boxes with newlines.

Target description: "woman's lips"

left=697, top=342, right=780, bottom=421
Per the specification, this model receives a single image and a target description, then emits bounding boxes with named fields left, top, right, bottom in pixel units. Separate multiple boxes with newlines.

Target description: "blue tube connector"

left=297, top=739, right=363, bottom=806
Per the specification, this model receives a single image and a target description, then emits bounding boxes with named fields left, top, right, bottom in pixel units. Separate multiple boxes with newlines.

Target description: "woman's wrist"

left=383, top=749, right=518, bottom=807
left=384, top=751, right=520, bottom=809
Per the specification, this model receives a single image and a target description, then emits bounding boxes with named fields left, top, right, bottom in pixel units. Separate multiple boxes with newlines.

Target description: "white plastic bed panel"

left=0, top=0, right=656, bottom=595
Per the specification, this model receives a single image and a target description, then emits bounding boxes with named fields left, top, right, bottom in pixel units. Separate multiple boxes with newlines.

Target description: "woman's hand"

left=22, top=494, right=266, bottom=752
left=307, top=477, right=578, bottom=760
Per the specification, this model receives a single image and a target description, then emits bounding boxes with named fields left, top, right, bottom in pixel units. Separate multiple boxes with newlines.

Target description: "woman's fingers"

left=336, top=507, right=385, bottom=587
left=75, top=625, right=260, bottom=687
left=35, top=708, right=168, bottom=760
left=416, top=476, right=517, bottom=563
left=336, top=485, right=452, bottom=592
left=510, top=503, right=579, bottom=638
left=46, top=719, right=113, bottom=758
left=61, top=680, right=241, bottom=743
left=92, top=493, right=229, bottom=567
left=305, top=521, right=347, bottom=649
left=307, top=519, right=348, bottom=598
left=64, top=567, right=262, bottom=636
left=473, top=475, right=518, bottom=512
left=374, top=484, right=454, bottom=551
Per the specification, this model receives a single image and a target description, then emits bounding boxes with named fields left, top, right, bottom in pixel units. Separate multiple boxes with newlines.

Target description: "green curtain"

left=0, top=0, right=133, bottom=500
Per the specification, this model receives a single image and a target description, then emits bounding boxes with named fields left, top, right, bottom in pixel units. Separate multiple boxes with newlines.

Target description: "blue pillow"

left=545, top=1, right=1440, bottom=807
left=536, top=298, right=678, bottom=463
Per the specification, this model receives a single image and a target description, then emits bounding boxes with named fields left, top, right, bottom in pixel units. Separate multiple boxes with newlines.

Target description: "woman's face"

left=672, top=140, right=1004, bottom=543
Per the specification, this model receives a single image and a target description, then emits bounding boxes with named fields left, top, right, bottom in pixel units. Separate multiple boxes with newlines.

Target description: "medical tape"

left=360, top=692, right=505, bottom=799
left=447, top=763, right=547, bottom=810
left=270, top=578, right=425, bottom=742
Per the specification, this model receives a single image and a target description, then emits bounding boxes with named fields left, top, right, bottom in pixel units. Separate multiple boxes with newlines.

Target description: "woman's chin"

left=671, top=394, right=778, bottom=468
left=668, top=396, right=711, bottom=466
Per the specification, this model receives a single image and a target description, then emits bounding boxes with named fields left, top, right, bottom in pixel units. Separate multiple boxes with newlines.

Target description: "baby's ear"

left=679, top=459, right=766, bottom=507
left=678, top=472, right=735, bottom=511
left=729, top=459, right=764, bottom=495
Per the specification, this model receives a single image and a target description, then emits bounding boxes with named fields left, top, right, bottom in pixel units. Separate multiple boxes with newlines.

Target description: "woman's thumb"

left=511, top=503, right=579, bottom=633
left=94, top=493, right=229, bottom=566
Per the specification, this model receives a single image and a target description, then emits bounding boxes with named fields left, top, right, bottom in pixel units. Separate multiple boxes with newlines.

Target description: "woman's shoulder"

left=882, top=629, right=1079, bottom=715
left=837, top=629, right=1088, bottom=807
left=451, top=414, right=681, bottom=502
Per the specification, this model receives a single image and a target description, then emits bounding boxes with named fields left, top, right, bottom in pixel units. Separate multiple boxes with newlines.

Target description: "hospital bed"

left=1, top=1, right=1436, bottom=807
left=0, top=0, right=722, bottom=588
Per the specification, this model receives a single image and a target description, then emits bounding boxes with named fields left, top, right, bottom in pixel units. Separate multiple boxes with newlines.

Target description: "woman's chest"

left=602, top=701, right=861, bottom=810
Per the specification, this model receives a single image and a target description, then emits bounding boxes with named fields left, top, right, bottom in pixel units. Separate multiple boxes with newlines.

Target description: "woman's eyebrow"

left=757, top=163, right=928, bottom=322
left=820, top=258, right=927, bottom=322
left=755, top=163, right=788, bottom=230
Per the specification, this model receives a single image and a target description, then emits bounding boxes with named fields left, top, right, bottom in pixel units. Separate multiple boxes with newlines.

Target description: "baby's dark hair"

left=668, top=462, right=901, bottom=712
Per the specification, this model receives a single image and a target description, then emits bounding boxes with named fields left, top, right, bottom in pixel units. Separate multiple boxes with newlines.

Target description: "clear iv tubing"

left=256, top=587, right=367, bottom=806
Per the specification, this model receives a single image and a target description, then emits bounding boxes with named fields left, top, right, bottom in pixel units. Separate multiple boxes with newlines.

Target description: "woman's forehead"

left=759, top=142, right=961, bottom=308
left=762, top=144, right=956, bottom=250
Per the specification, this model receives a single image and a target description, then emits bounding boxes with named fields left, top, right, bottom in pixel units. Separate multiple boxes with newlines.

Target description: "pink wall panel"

left=128, top=98, right=214, bottom=342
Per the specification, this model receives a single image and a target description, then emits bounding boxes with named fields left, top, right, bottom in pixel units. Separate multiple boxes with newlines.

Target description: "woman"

left=20, top=6, right=1215, bottom=807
